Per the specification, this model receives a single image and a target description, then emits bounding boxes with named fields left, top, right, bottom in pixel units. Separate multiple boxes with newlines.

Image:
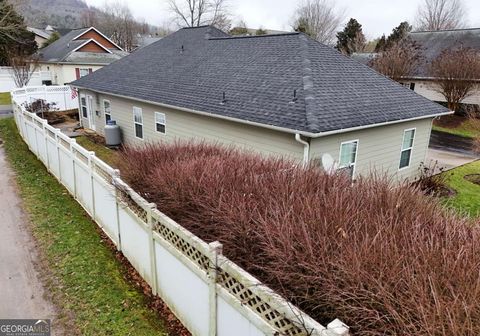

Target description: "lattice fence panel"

left=153, top=218, right=210, bottom=272
left=217, top=268, right=307, bottom=336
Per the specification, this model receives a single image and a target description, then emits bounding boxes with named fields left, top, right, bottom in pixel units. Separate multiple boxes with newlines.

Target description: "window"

left=338, top=140, right=358, bottom=178
left=133, top=107, right=143, bottom=139
left=80, top=96, right=87, bottom=118
left=409, top=83, right=416, bottom=91
left=103, top=100, right=111, bottom=124
left=155, top=112, right=166, bottom=134
left=79, top=68, right=90, bottom=78
left=399, top=129, right=415, bottom=169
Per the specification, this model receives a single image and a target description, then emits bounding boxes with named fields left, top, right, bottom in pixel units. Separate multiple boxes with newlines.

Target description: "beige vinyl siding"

left=80, top=90, right=305, bottom=160
left=78, top=89, right=434, bottom=180
left=310, top=118, right=433, bottom=181
left=409, top=80, right=480, bottom=106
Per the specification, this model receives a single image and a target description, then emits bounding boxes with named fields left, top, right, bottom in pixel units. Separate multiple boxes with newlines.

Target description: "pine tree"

left=374, top=35, right=387, bottom=52
left=0, top=0, right=37, bottom=65
left=336, top=18, right=366, bottom=55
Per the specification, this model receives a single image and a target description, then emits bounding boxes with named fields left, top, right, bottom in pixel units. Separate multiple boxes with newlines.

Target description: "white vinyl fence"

left=0, top=67, right=52, bottom=92
left=11, top=86, right=78, bottom=111
left=11, top=88, right=349, bottom=336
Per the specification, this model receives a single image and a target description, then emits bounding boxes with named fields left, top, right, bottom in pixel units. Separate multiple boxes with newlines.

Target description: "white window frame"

left=79, top=68, right=90, bottom=78
left=399, top=128, right=416, bottom=170
left=338, top=139, right=359, bottom=178
left=133, top=106, right=144, bottom=140
left=154, top=112, right=166, bottom=135
left=103, top=99, right=112, bottom=124
left=80, top=94, right=88, bottom=119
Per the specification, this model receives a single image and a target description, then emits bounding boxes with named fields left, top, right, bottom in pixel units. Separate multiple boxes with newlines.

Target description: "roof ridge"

left=412, top=27, right=480, bottom=34
left=298, top=34, right=319, bottom=131
left=209, top=32, right=300, bottom=40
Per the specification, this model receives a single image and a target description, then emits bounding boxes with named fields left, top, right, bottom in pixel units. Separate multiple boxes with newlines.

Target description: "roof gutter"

left=70, top=85, right=454, bottom=138
left=294, top=134, right=310, bottom=166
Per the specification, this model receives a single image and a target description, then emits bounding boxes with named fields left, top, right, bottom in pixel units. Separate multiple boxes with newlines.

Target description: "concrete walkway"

left=0, top=144, right=60, bottom=331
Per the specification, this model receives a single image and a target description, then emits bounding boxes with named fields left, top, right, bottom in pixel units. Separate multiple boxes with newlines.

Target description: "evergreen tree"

left=0, top=0, right=37, bottom=65
left=336, top=18, right=366, bottom=55
left=385, top=21, right=412, bottom=49
left=374, top=35, right=386, bottom=52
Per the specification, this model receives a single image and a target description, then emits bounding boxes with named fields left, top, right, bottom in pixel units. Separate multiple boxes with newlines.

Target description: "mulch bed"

left=464, top=174, right=480, bottom=186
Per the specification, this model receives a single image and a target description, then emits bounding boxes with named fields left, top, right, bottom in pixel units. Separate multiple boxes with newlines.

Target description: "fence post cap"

left=326, top=319, right=349, bottom=336
left=208, top=241, right=223, bottom=254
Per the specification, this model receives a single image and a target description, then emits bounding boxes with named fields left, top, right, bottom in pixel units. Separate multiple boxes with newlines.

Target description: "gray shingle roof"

left=71, top=26, right=449, bottom=134
left=410, top=28, right=480, bottom=77
left=38, top=27, right=128, bottom=64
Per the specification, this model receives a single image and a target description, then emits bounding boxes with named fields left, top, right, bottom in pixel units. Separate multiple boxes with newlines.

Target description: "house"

left=402, top=28, right=480, bottom=107
left=37, top=27, right=128, bottom=86
left=27, top=27, right=52, bottom=47
left=353, top=29, right=480, bottom=107
left=70, top=26, right=451, bottom=180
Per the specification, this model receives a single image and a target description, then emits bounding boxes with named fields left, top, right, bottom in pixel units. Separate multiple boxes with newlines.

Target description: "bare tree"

left=98, top=1, right=137, bottom=52
left=369, top=40, right=423, bottom=82
left=167, top=0, right=231, bottom=31
left=429, top=47, right=480, bottom=113
left=415, top=0, right=467, bottom=31
left=291, top=0, right=344, bottom=44
left=7, top=50, right=38, bottom=88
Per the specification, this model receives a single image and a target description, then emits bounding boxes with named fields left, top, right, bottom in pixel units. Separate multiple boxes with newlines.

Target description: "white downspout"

left=295, top=133, right=310, bottom=166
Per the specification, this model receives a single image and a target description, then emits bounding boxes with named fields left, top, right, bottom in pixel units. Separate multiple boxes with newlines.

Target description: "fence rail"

left=11, top=87, right=349, bottom=336
left=11, top=85, right=77, bottom=111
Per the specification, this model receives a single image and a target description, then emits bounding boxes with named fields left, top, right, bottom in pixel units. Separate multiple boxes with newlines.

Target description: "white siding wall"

left=410, top=80, right=480, bottom=106
left=310, top=118, right=433, bottom=181
left=40, top=64, right=104, bottom=85
left=80, top=90, right=305, bottom=161
left=79, top=90, right=434, bottom=180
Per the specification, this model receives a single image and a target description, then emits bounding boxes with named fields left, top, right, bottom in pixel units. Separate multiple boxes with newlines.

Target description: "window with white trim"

left=79, top=68, right=90, bottom=77
left=80, top=96, right=87, bottom=118
left=154, top=112, right=166, bottom=134
left=103, top=100, right=111, bottom=124
left=399, top=129, right=415, bottom=169
left=338, top=140, right=358, bottom=178
left=133, top=107, right=143, bottom=139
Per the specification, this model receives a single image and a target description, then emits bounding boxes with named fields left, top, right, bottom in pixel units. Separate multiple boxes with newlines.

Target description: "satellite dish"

left=321, top=153, right=337, bottom=174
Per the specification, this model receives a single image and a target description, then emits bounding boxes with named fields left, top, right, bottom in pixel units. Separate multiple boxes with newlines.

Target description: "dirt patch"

left=464, top=174, right=480, bottom=186
left=433, top=115, right=467, bottom=128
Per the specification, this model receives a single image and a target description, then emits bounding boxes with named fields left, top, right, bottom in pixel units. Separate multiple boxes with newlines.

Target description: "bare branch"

left=415, top=0, right=467, bottom=31
left=166, top=0, right=231, bottom=30
left=369, top=39, right=423, bottom=81
left=429, top=46, right=480, bottom=113
left=291, top=0, right=344, bottom=44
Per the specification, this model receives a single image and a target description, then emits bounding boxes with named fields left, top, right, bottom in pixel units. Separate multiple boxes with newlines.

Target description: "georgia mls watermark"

left=0, top=320, right=50, bottom=336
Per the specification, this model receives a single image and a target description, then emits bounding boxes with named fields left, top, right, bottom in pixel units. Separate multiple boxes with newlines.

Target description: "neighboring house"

left=133, top=35, right=162, bottom=51
left=70, top=26, right=450, bottom=180
left=403, top=28, right=480, bottom=106
left=353, top=29, right=480, bottom=106
left=27, top=27, right=52, bottom=47
left=37, top=27, right=128, bottom=86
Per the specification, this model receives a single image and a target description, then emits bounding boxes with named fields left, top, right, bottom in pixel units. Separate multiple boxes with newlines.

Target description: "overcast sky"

left=84, top=0, right=480, bottom=39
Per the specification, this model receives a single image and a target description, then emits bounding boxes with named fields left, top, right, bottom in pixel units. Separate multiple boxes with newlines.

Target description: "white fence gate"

left=11, top=88, right=349, bottom=336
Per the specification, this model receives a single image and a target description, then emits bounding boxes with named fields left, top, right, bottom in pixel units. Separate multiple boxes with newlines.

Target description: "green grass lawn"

left=432, top=116, right=480, bottom=139
left=0, top=92, right=11, bottom=105
left=0, top=118, right=168, bottom=336
left=76, top=135, right=119, bottom=167
left=442, top=160, right=480, bottom=217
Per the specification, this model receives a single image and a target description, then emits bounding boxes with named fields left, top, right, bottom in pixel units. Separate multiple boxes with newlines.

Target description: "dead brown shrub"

left=118, top=141, right=480, bottom=335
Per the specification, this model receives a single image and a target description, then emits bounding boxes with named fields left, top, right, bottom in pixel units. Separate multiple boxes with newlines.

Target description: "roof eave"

left=70, top=84, right=453, bottom=138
